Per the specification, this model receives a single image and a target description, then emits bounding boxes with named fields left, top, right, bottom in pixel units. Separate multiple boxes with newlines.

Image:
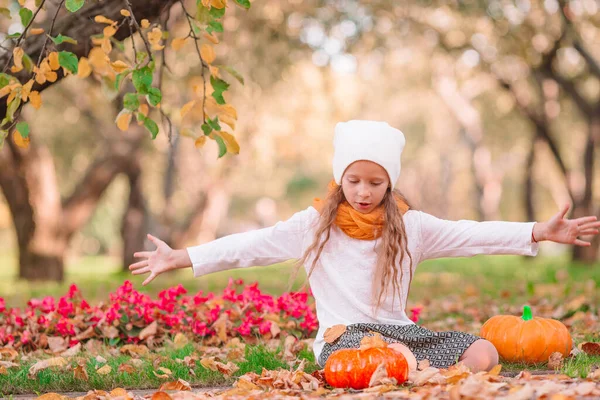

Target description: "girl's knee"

left=388, top=342, right=417, bottom=371
left=459, top=339, right=499, bottom=372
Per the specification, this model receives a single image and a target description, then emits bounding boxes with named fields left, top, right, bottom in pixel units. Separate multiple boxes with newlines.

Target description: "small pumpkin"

left=480, top=305, right=572, bottom=364
left=324, top=332, right=408, bottom=389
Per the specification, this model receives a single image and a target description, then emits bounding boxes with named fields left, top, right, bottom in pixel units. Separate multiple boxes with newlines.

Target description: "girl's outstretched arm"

left=129, top=234, right=191, bottom=285
left=532, top=203, right=600, bottom=246
left=129, top=207, right=318, bottom=285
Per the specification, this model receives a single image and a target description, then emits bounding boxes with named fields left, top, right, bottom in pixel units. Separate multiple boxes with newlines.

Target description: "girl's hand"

left=535, top=203, right=600, bottom=246
left=129, top=234, right=190, bottom=285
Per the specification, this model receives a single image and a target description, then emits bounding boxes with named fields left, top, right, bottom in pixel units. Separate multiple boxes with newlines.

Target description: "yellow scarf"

left=313, top=180, right=409, bottom=240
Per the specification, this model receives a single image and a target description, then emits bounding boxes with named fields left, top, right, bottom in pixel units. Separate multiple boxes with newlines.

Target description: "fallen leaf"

left=173, top=333, right=188, bottom=348
left=548, top=352, right=564, bottom=369
left=159, top=378, right=192, bottom=391
left=96, top=364, right=112, bottom=375
left=47, top=337, right=68, bottom=353
left=73, top=364, right=88, bottom=381
left=368, top=362, right=397, bottom=387
left=130, top=358, right=144, bottom=367
left=200, top=357, right=239, bottom=376
left=118, top=363, right=135, bottom=373
left=139, top=320, right=158, bottom=340
left=35, top=394, right=69, bottom=400
left=110, top=388, right=131, bottom=398
left=359, top=332, right=388, bottom=350
left=581, top=342, right=600, bottom=356
left=95, top=355, right=107, bottom=364
left=120, top=344, right=149, bottom=357
left=0, top=366, right=7, bottom=375
left=154, top=366, right=173, bottom=379
left=61, top=342, right=82, bottom=357
left=0, top=348, right=18, bottom=361
left=323, top=324, right=346, bottom=344
left=29, top=357, right=68, bottom=376
left=150, top=392, right=172, bottom=400
left=417, top=359, right=430, bottom=371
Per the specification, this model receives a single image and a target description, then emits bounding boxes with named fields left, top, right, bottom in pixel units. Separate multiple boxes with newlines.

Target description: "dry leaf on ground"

left=96, top=364, right=112, bottom=375
left=159, top=378, right=192, bottom=391
left=29, top=357, right=68, bottom=376
left=582, top=342, right=600, bottom=356
left=548, top=352, right=564, bottom=369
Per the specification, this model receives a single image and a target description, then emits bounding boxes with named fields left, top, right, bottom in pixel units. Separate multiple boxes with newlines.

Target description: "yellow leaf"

left=101, top=37, right=112, bottom=54
left=88, top=47, right=110, bottom=70
left=148, top=27, right=164, bottom=51
left=6, top=87, right=18, bottom=105
left=111, top=60, right=130, bottom=73
left=18, top=0, right=25, bottom=5
left=210, top=0, right=227, bottom=8
left=29, top=28, right=44, bottom=35
left=219, top=114, right=236, bottom=130
left=28, top=357, right=67, bottom=376
left=201, top=0, right=210, bottom=7
left=103, top=25, right=117, bottom=38
left=203, top=32, right=219, bottom=44
left=180, top=101, right=196, bottom=118
left=77, top=57, right=92, bottom=78
left=171, top=37, right=187, bottom=51
left=200, top=44, right=216, bottom=64
left=96, top=364, right=112, bottom=375
left=35, top=72, right=46, bottom=84
left=120, top=9, right=131, bottom=17
left=0, top=366, right=7, bottom=375
left=138, top=104, right=149, bottom=117
left=94, top=15, right=115, bottom=24
left=11, top=47, right=24, bottom=73
left=21, top=79, right=34, bottom=102
left=29, top=91, right=42, bottom=109
left=116, top=111, right=132, bottom=131
left=194, top=136, right=207, bottom=148
left=215, top=131, right=240, bottom=154
left=45, top=71, right=57, bottom=82
left=48, top=52, right=60, bottom=70
left=209, top=65, right=220, bottom=78
left=141, top=19, right=150, bottom=29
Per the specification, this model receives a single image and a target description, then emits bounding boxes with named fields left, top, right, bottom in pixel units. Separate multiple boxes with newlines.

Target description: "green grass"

left=0, top=341, right=320, bottom=395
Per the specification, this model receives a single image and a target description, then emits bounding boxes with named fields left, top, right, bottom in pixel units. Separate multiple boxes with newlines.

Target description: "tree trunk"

left=0, top=140, right=67, bottom=280
left=120, top=151, right=147, bottom=272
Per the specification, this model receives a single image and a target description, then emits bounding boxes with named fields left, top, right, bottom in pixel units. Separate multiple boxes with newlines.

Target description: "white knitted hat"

left=332, top=120, right=406, bottom=190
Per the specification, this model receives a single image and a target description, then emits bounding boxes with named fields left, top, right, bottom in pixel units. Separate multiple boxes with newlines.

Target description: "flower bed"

left=0, top=279, right=319, bottom=350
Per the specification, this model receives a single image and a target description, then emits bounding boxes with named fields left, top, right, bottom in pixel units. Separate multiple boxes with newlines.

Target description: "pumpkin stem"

left=522, top=305, right=533, bottom=321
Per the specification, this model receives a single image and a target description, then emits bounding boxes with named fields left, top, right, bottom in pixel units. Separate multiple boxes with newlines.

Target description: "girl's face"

left=341, top=160, right=390, bottom=214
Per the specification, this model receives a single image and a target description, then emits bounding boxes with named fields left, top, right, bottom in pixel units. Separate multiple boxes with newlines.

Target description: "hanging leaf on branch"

left=0, top=0, right=251, bottom=159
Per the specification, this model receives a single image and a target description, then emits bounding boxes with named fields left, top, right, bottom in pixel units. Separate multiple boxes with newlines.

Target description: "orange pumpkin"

left=480, top=305, right=572, bottom=364
left=324, top=333, right=408, bottom=389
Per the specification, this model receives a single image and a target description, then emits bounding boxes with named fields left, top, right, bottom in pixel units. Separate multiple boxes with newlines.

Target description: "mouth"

left=356, top=202, right=371, bottom=210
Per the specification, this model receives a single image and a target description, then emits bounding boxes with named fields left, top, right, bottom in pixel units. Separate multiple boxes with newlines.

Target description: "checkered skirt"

left=317, top=323, right=480, bottom=369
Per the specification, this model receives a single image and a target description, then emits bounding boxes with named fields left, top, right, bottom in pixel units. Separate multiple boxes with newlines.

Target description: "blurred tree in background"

left=0, top=0, right=598, bottom=283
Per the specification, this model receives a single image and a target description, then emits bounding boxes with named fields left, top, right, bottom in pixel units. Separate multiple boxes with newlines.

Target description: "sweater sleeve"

left=186, top=206, right=318, bottom=278
left=415, top=211, right=539, bottom=262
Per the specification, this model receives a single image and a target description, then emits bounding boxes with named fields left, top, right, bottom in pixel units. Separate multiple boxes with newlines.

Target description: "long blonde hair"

left=287, top=185, right=413, bottom=317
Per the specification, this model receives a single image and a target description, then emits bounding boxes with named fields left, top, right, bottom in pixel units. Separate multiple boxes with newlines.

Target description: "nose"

left=358, top=184, right=370, bottom=198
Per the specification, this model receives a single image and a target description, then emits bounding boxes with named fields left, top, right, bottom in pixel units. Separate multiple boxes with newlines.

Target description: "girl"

left=129, top=120, right=600, bottom=373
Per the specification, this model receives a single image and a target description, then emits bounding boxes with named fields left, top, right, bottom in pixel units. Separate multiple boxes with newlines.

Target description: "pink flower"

left=258, top=320, right=271, bottom=335
left=20, top=330, right=32, bottom=345
left=0, top=297, right=5, bottom=313
left=409, top=306, right=423, bottom=323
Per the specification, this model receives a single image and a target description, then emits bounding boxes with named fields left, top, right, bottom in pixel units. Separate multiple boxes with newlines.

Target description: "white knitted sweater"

left=186, top=207, right=539, bottom=363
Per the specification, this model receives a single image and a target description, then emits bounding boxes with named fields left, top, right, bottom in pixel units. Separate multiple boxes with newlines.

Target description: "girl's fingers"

left=134, top=251, right=154, bottom=258
left=147, top=234, right=164, bottom=246
left=579, top=221, right=600, bottom=230
left=576, top=216, right=598, bottom=225
left=132, top=267, right=151, bottom=275
left=574, top=239, right=591, bottom=247
left=142, top=273, right=156, bottom=286
left=129, top=260, right=149, bottom=270
left=579, top=229, right=599, bottom=236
